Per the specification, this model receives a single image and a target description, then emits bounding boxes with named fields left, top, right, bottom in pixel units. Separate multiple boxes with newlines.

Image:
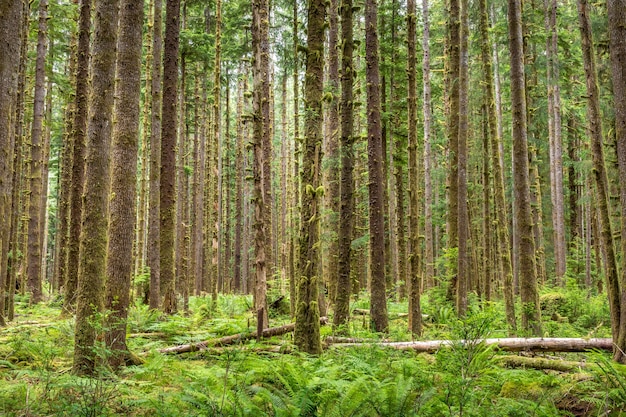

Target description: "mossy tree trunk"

left=607, top=0, right=626, bottom=363
left=366, top=0, right=388, bottom=334
left=0, top=0, right=23, bottom=326
left=508, top=0, right=541, bottom=335
left=294, top=0, right=325, bottom=353
left=26, top=0, right=49, bottom=304
left=148, top=0, right=163, bottom=310
left=160, top=0, right=180, bottom=315
left=64, top=0, right=91, bottom=314
left=407, top=0, right=421, bottom=336
left=104, top=0, right=143, bottom=369
left=252, top=0, right=270, bottom=329
left=73, top=0, right=119, bottom=375
left=479, top=0, right=516, bottom=333
left=422, top=0, right=434, bottom=292
left=456, top=0, right=470, bottom=317
left=333, top=0, right=354, bottom=332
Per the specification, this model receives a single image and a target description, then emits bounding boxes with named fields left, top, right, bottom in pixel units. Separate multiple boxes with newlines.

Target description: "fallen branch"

left=158, top=317, right=328, bottom=354
left=329, top=337, right=613, bottom=353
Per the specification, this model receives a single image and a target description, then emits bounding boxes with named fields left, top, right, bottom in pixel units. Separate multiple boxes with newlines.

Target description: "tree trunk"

left=366, top=0, right=388, bottom=334
left=64, top=0, right=91, bottom=314
left=508, top=0, right=541, bottom=335
left=422, top=0, right=434, bottom=290
left=606, top=0, right=626, bottom=363
left=294, top=0, right=325, bottom=353
left=456, top=0, right=470, bottom=317
left=160, top=0, right=180, bottom=314
left=104, top=0, right=143, bottom=369
left=148, top=0, right=163, bottom=310
left=233, top=70, right=244, bottom=294
left=26, top=0, right=49, bottom=304
left=333, top=0, right=354, bottom=332
left=211, top=0, right=222, bottom=300
left=544, top=0, right=566, bottom=283
left=0, top=0, right=23, bottom=325
left=407, top=0, right=421, bottom=335
left=73, top=0, right=119, bottom=375
left=252, top=0, right=270, bottom=329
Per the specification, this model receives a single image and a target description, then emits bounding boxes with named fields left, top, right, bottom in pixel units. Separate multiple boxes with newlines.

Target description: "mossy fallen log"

left=496, top=355, right=593, bottom=372
left=158, top=317, right=328, bottom=354
left=329, top=337, right=613, bottom=353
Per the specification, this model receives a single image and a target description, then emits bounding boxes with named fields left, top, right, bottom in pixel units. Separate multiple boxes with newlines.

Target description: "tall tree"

left=407, top=0, right=421, bottom=335
left=422, top=0, right=434, bottom=289
left=73, top=0, right=119, bottom=375
left=0, top=0, right=23, bottom=326
left=508, top=0, right=541, bottom=335
left=479, top=0, right=516, bottom=332
left=366, top=0, right=388, bottom=333
left=252, top=0, right=270, bottom=329
left=148, top=0, right=163, bottom=310
left=160, top=0, right=180, bottom=314
left=104, top=0, right=143, bottom=369
left=26, top=0, right=49, bottom=304
left=324, top=0, right=340, bottom=307
left=294, top=0, right=325, bottom=353
left=64, top=0, right=91, bottom=314
left=607, top=0, right=626, bottom=363
left=545, top=0, right=566, bottom=282
left=333, top=0, right=355, bottom=331
left=456, top=0, right=470, bottom=316
left=211, top=0, right=222, bottom=300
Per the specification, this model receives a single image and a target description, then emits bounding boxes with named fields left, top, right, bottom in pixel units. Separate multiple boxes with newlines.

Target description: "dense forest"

left=2, top=0, right=626, bottom=415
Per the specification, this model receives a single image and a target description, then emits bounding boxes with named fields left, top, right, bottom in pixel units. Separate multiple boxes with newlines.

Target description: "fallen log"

left=496, top=355, right=593, bottom=372
left=329, top=337, right=613, bottom=353
left=158, top=317, right=328, bottom=354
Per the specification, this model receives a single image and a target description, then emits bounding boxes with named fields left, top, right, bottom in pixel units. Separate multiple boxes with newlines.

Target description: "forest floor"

left=0, top=281, right=624, bottom=416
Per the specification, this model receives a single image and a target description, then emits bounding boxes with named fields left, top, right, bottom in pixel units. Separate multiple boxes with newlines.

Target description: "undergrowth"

left=0, top=283, right=622, bottom=416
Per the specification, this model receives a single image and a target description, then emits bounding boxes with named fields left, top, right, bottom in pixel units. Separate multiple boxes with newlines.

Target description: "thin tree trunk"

left=252, top=0, right=270, bottom=329
left=73, top=0, right=119, bottom=375
left=148, top=0, right=163, bottom=310
left=422, top=0, right=434, bottom=290
left=333, top=0, right=355, bottom=332
left=508, top=0, right=541, bottom=335
left=407, top=0, right=421, bottom=335
left=294, top=0, right=325, bottom=353
left=290, top=0, right=301, bottom=318
left=233, top=69, right=244, bottom=294
left=212, top=0, right=222, bottom=300
left=456, top=0, right=470, bottom=316
left=545, top=0, right=566, bottom=283
left=104, top=0, right=143, bottom=369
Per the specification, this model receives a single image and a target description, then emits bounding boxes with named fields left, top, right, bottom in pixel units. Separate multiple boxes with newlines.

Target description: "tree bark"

left=294, top=0, right=325, bottom=353
left=26, top=0, right=49, bottom=304
left=73, top=0, right=119, bottom=375
left=333, top=0, right=355, bottom=332
left=252, top=0, right=270, bottom=329
left=160, top=0, right=180, bottom=314
left=606, top=0, right=626, bottom=363
left=508, top=0, right=541, bottom=335
left=366, top=0, right=388, bottom=334
left=422, top=0, right=434, bottom=290
left=64, top=0, right=91, bottom=314
left=407, top=0, right=421, bottom=336
left=0, top=0, right=23, bottom=326
left=104, top=0, right=143, bottom=369
left=148, top=0, right=163, bottom=310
